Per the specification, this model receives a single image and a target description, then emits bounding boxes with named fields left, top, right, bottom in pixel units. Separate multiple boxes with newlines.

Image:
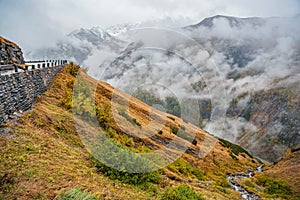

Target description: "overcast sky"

left=1, top=0, right=300, bottom=51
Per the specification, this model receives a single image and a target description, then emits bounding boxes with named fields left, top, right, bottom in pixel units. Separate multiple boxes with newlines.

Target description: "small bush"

left=55, top=188, right=97, bottom=200
left=192, top=139, right=197, bottom=145
left=157, top=130, right=163, bottom=135
left=162, top=185, right=204, bottom=200
left=96, top=105, right=113, bottom=130
left=170, top=126, right=179, bottom=134
left=65, top=62, right=80, bottom=77
left=60, top=89, right=73, bottom=110
left=191, top=168, right=206, bottom=181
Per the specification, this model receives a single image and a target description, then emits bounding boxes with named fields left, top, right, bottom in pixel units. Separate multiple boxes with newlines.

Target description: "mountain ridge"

left=184, top=15, right=266, bottom=29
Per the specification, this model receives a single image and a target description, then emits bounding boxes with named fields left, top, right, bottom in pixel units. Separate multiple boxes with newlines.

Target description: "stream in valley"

left=227, top=166, right=262, bottom=200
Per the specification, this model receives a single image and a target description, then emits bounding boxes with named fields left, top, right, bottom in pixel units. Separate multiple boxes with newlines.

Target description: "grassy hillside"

left=0, top=64, right=290, bottom=199
left=263, top=149, right=300, bottom=196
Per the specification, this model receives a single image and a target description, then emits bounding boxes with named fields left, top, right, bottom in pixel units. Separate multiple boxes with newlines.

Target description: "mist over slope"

left=26, top=15, right=300, bottom=162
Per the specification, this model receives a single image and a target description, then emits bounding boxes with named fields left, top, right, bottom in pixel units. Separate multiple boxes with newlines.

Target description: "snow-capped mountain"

left=105, top=23, right=140, bottom=36
left=68, top=26, right=112, bottom=44
left=26, top=26, right=118, bottom=63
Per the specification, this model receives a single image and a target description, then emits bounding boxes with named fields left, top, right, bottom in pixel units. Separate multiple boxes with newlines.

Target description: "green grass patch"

left=55, top=188, right=97, bottom=200
left=162, top=185, right=204, bottom=200
left=244, top=181, right=255, bottom=188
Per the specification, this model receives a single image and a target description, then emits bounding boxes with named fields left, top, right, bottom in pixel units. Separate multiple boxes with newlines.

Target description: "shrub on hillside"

left=162, top=185, right=204, bottom=200
left=168, top=159, right=207, bottom=181
left=96, top=105, right=113, bottom=130
left=94, top=158, right=161, bottom=186
left=256, top=174, right=291, bottom=196
left=55, top=188, right=97, bottom=200
left=65, top=62, right=80, bottom=77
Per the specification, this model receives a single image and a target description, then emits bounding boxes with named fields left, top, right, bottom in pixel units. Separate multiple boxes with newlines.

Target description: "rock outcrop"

left=0, top=36, right=25, bottom=64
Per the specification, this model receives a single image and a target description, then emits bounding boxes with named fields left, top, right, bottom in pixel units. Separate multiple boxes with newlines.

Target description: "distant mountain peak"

left=186, top=15, right=265, bottom=29
left=67, top=26, right=112, bottom=46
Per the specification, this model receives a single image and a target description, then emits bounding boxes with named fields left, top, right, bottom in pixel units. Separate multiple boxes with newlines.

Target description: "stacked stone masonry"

left=0, top=66, right=64, bottom=124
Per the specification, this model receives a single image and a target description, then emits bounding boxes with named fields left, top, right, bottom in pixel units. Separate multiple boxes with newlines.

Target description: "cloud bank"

left=0, top=0, right=300, bottom=51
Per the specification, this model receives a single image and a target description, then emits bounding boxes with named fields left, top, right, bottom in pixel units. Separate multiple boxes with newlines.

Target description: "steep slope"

left=0, top=64, right=269, bottom=200
left=228, top=86, right=300, bottom=161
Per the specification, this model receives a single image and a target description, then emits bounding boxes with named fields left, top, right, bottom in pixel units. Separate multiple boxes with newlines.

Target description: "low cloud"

left=1, top=0, right=300, bottom=52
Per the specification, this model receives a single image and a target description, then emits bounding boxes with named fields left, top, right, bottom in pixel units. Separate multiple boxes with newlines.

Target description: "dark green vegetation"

left=133, top=89, right=163, bottom=106
left=170, top=126, right=179, bottom=134
left=168, top=159, right=207, bottom=181
left=133, top=89, right=211, bottom=130
left=93, top=158, right=161, bottom=186
left=256, top=174, right=291, bottom=197
left=218, top=138, right=253, bottom=159
left=164, top=96, right=181, bottom=118
left=133, top=89, right=181, bottom=118
left=244, top=181, right=255, bottom=188
left=162, top=185, right=204, bottom=200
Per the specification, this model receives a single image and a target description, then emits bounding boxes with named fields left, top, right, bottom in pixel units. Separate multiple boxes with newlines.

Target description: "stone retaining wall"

left=0, top=65, right=64, bottom=124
